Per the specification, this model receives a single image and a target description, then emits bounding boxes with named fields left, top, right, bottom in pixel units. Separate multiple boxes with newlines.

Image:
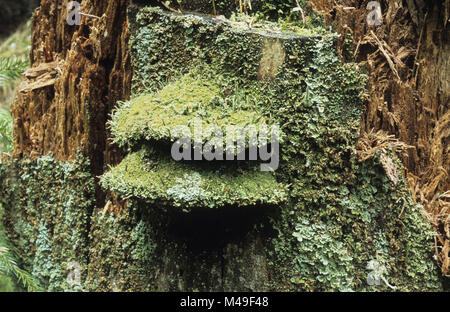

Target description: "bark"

left=12, top=0, right=131, bottom=203
left=3, top=0, right=448, bottom=290
left=308, top=0, right=449, bottom=276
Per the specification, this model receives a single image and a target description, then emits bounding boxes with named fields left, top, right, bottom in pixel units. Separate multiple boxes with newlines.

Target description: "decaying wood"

left=11, top=0, right=131, bottom=204
left=309, top=0, right=449, bottom=275
left=8, top=0, right=449, bottom=277
left=369, top=30, right=400, bottom=80
left=18, top=61, right=61, bottom=93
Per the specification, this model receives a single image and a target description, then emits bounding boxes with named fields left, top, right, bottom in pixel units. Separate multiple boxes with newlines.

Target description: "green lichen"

left=100, top=147, right=287, bottom=209
left=0, top=153, right=95, bottom=291
left=290, top=220, right=354, bottom=291
left=110, top=71, right=270, bottom=149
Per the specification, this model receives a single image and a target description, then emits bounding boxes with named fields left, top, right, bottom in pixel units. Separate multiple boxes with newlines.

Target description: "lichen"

left=290, top=220, right=355, bottom=291
left=0, top=152, right=95, bottom=291
left=100, top=147, right=287, bottom=209
left=110, top=71, right=270, bottom=148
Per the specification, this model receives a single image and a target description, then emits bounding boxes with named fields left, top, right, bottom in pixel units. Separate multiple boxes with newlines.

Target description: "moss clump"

left=100, top=147, right=287, bottom=209
left=110, top=71, right=270, bottom=149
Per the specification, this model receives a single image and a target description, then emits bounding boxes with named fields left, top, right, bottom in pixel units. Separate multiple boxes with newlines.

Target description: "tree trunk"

left=12, top=0, right=131, bottom=204
left=0, top=0, right=446, bottom=291
left=308, top=0, right=449, bottom=277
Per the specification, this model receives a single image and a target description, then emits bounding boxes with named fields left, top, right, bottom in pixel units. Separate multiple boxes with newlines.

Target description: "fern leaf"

left=0, top=246, right=42, bottom=292
left=0, top=108, right=13, bottom=153
left=0, top=56, right=28, bottom=88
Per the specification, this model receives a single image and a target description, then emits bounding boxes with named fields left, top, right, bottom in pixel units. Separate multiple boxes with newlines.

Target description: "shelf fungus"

left=100, top=147, right=287, bottom=209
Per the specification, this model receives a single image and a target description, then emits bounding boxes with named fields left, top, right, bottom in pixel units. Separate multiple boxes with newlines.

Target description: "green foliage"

left=0, top=17, right=31, bottom=292
left=0, top=246, right=41, bottom=291
left=0, top=56, right=28, bottom=154
left=0, top=21, right=31, bottom=154
left=0, top=56, right=28, bottom=155
left=0, top=202, right=41, bottom=292
left=0, top=21, right=31, bottom=107
left=0, top=108, right=13, bottom=153
left=0, top=56, right=28, bottom=88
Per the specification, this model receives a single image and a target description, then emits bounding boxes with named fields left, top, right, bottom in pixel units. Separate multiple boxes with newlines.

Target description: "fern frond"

left=0, top=56, right=28, bottom=88
left=0, top=108, right=13, bottom=153
left=0, top=246, right=42, bottom=292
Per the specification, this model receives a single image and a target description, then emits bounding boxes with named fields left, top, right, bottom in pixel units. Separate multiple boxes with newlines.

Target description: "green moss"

left=101, top=147, right=287, bottom=209
left=110, top=71, right=269, bottom=148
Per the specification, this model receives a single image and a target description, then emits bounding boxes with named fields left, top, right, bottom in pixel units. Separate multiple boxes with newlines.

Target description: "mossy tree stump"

left=0, top=1, right=444, bottom=291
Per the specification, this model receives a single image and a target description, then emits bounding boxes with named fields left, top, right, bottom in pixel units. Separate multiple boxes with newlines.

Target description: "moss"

left=110, top=71, right=270, bottom=148
left=101, top=146, right=287, bottom=209
left=139, top=0, right=324, bottom=23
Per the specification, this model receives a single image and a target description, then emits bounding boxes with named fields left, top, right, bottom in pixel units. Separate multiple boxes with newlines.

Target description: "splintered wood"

left=309, top=0, right=449, bottom=276
left=18, top=61, right=61, bottom=93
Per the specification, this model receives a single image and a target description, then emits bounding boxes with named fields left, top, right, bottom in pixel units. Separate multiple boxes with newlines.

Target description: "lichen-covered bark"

left=307, top=0, right=449, bottom=278
left=0, top=0, right=446, bottom=292
left=0, top=154, right=95, bottom=291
